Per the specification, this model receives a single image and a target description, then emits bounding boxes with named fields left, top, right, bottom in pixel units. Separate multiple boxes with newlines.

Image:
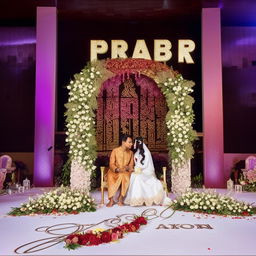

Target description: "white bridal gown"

left=124, top=144, right=171, bottom=207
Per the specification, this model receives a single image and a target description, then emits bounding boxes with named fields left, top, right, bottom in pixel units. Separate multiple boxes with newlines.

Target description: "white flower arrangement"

left=158, top=74, right=196, bottom=195
left=65, top=66, right=101, bottom=166
left=242, top=169, right=256, bottom=192
left=158, top=74, right=196, bottom=169
left=8, top=187, right=96, bottom=216
left=170, top=190, right=256, bottom=216
left=65, top=65, right=103, bottom=190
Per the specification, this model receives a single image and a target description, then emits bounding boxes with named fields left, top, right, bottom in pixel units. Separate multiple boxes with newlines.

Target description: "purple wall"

left=202, top=8, right=225, bottom=188
left=34, top=7, right=57, bottom=186
left=0, top=27, right=36, bottom=152
left=222, top=27, right=256, bottom=154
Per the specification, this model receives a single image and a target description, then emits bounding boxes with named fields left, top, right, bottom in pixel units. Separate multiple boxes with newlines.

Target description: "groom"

left=106, top=134, right=134, bottom=207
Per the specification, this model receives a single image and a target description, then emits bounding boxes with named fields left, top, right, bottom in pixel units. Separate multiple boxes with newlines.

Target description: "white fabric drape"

left=124, top=143, right=171, bottom=206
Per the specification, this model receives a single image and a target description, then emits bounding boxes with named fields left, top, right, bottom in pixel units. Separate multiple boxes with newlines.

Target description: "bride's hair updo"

left=134, top=137, right=145, bottom=165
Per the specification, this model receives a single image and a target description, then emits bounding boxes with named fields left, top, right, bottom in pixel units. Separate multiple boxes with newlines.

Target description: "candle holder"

left=227, top=178, right=234, bottom=191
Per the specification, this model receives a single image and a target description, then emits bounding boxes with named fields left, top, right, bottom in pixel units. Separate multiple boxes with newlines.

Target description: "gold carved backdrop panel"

left=96, top=76, right=167, bottom=153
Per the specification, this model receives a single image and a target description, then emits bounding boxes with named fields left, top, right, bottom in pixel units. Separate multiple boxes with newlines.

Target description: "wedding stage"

left=1, top=188, right=256, bottom=256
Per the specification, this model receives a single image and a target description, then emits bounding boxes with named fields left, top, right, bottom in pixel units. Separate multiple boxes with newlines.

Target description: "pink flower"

left=65, top=239, right=71, bottom=245
left=72, top=236, right=79, bottom=244
left=246, top=170, right=256, bottom=183
left=111, top=233, right=119, bottom=241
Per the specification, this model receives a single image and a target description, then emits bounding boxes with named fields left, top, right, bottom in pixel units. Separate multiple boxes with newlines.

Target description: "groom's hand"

left=124, top=166, right=134, bottom=172
left=118, top=167, right=126, bottom=173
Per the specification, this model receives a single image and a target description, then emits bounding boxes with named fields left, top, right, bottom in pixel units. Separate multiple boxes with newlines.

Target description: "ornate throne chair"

left=0, top=155, right=16, bottom=190
left=245, top=156, right=256, bottom=171
left=100, top=166, right=108, bottom=205
left=241, top=156, right=256, bottom=182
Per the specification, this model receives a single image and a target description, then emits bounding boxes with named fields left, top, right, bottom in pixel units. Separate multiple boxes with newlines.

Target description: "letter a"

left=132, top=40, right=151, bottom=60
left=156, top=224, right=169, bottom=229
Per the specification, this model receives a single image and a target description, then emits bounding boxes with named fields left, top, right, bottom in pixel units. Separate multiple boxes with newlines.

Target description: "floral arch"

left=65, top=58, right=197, bottom=195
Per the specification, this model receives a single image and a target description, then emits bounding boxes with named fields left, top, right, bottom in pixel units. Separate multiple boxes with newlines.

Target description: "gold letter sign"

left=90, top=39, right=195, bottom=63
left=90, top=40, right=108, bottom=61
left=154, top=39, right=172, bottom=62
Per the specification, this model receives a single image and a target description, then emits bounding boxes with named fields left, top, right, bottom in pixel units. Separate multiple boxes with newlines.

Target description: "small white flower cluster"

left=159, top=75, right=196, bottom=168
left=171, top=160, right=191, bottom=195
left=17, top=187, right=95, bottom=215
left=70, top=160, right=92, bottom=192
left=171, top=191, right=253, bottom=216
left=65, top=66, right=101, bottom=172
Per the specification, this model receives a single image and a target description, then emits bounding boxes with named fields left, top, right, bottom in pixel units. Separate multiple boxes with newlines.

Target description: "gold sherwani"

left=107, top=146, right=134, bottom=198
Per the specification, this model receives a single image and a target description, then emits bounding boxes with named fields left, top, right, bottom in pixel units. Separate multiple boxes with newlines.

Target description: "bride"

left=124, top=137, right=171, bottom=206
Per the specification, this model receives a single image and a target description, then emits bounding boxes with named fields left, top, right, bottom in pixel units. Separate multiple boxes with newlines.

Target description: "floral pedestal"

left=70, top=161, right=91, bottom=192
left=171, top=160, right=191, bottom=195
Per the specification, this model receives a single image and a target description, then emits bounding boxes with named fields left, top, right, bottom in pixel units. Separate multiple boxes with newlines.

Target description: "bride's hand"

left=124, top=166, right=131, bottom=172
left=127, top=166, right=134, bottom=172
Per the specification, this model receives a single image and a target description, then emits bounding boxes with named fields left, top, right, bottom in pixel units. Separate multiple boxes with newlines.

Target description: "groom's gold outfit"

left=107, top=146, right=134, bottom=199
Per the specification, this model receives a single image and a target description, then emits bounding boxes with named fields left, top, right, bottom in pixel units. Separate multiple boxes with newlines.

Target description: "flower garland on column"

left=65, top=61, right=113, bottom=191
left=157, top=74, right=197, bottom=194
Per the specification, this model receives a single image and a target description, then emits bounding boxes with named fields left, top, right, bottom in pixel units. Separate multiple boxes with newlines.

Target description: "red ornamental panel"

left=121, top=98, right=139, bottom=119
left=96, top=75, right=167, bottom=152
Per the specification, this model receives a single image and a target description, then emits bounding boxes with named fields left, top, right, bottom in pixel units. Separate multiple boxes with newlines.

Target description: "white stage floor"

left=0, top=188, right=256, bottom=256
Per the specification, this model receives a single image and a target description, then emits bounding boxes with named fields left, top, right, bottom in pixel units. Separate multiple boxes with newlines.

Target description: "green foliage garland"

left=157, top=74, right=197, bottom=167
